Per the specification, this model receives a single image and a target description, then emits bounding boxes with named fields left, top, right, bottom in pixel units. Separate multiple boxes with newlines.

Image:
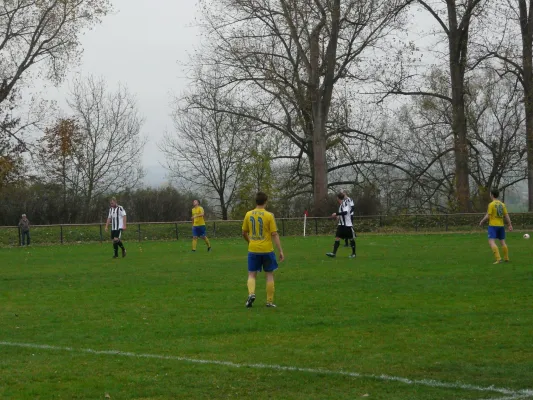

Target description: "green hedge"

left=2, top=213, right=532, bottom=246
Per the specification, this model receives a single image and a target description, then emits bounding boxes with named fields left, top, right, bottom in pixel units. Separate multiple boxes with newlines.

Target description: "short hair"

left=21, top=214, right=26, bottom=217
left=341, top=189, right=348, bottom=195
left=255, top=192, right=268, bottom=205
left=337, top=192, right=345, bottom=200
left=491, top=189, right=500, bottom=199
left=110, top=197, right=117, bottom=202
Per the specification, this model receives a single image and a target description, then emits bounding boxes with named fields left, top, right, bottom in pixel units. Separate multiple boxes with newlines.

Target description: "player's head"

left=341, top=189, right=348, bottom=196
left=110, top=197, right=117, bottom=208
left=337, top=192, right=345, bottom=203
left=491, top=189, right=500, bottom=199
left=21, top=213, right=26, bottom=219
left=256, top=192, right=268, bottom=206
left=193, top=199, right=199, bottom=207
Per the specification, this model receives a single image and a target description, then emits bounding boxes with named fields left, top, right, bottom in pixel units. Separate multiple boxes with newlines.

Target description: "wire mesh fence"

left=2, top=213, right=533, bottom=246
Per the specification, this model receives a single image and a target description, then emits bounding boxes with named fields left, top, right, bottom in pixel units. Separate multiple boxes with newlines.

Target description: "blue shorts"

left=488, top=226, right=506, bottom=240
left=248, top=252, right=278, bottom=272
left=192, top=226, right=207, bottom=237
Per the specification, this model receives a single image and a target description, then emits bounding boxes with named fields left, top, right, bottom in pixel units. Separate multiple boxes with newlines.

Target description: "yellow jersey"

left=192, top=206, right=206, bottom=226
left=242, top=208, right=277, bottom=253
left=487, top=200, right=508, bottom=227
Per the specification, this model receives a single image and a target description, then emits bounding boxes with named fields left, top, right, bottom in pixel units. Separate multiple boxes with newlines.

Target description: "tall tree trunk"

left=526, top=111, right=533, bottom=211
left=220, top=193, right=228, bottom=220
left=451, top=84, right=471, bottom=211
left=448, top=1, right=471, bottom=212
left=311, top=111, right=329, bottom=216
left=520, top=0, right=533, bottom=211
left=85, top=181, right=94, bottom=223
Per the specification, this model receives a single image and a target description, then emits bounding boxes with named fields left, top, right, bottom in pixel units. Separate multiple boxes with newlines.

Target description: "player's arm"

left=105, top=213, right=111, bottom=231
left=122, top=215, right=127, bottom=230
left=479, top=204, right=491, bottom=226
left=271, top=231, right=285, bottom=262
left=332, top=205, right=349, bottom=218
left=242, top=216, right=250, bottom=243
left=504, top=208, right=513, bottom=231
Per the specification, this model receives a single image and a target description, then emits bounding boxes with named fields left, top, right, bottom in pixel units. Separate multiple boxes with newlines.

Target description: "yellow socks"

left=192, top=238, right=198, bottom=251
left=247, top=278, right=256, bottom=295
left=205, top=237, right=211, bottom=248
left=266, top=281, right=275, bottom=304
left=501, top=245, right=509, bottom=261
left=491, top=244, right=501, bottom=261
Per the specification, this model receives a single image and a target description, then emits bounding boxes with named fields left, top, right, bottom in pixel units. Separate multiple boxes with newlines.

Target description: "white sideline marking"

left=1, top=341, right=532, bottom=398
left=477, top=396, right=533, bottom=400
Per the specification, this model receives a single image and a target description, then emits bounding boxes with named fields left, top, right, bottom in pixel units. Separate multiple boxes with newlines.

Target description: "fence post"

left=99, top=224, right=103, bottom=242
left=445, top=214, right=448, bottom=232
left=175, top=223, right=179, bottom=240
left=315, top=218, right=318, bottom=235
left=282, top=219, right=286, bottom=236
left=60, top=225, right=63, bottom=244
left=138, top=223, right=141, bottom=242
left=213, top=221, right=216, bottom=238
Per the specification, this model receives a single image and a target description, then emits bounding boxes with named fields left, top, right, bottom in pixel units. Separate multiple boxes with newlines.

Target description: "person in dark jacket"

left=19, top=214, right=31, bottom=246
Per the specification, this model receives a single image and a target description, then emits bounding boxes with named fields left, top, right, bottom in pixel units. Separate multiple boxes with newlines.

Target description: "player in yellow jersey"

left=242, top=192, right=285, bottom=308
left=191, top=200, right=211, bottom=252
left=479, top=189, right=513, bottom=264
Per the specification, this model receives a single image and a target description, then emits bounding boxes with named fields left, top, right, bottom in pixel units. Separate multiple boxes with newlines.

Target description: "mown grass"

left=1, top=234, right=532, bottom=399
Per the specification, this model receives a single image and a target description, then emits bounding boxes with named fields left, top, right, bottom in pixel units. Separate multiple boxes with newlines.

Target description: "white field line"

left=1, top=341, right=532, bottom=398
left=476, top=395, right=533, bottom=400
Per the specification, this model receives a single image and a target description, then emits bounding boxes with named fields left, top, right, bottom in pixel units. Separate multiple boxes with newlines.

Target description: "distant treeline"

left=0, top=184, right=208, bottom=226
left=0, top=180, right=387, bottom=226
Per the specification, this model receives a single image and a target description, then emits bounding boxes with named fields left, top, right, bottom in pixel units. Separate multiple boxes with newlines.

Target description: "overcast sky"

left=35, top=0, right=198, bottom=186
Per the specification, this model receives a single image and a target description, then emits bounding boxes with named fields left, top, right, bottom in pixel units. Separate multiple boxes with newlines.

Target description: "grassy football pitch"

left=1, top=234, right=532, bottom=400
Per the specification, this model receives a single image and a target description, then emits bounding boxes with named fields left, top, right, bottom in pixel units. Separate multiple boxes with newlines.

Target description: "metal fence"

left=2, top=213, right=532, bottom=246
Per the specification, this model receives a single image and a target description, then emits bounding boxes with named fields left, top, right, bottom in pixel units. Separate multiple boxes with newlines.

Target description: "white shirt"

left=108, top=205, right=127, bottom=230
left=344, top=197, right=354, bottom=216
left=337, top=201, right=353, bottom=227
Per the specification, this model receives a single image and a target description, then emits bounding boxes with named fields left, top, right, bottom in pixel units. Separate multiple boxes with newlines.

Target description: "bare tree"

left=390, top=68, right=526, bottom=212
left=195, top=0, right=412, bottom=215
left=0, top=0, right=111, bottom=142
left=467, top=71, right=527, bottom=206
left=475, top=0, right=533, bottom=210
left=0, top=0, right=111, bottom=101
left=68, top=76, right=145, bottom=221
left=377, top=0, right=489, bottom=211
left=161, top=73, right=252, bottom=220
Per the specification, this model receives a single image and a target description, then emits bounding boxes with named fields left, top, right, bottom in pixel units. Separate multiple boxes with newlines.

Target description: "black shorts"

left=111, top=229, right=123, bottom=240
left=336, top=225, right=355, bottom=240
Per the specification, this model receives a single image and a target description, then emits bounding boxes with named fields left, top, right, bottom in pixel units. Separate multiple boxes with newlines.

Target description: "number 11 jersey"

left=242, top=208, right=278, bottom=253
left=487, top=200, right=508, bottom=227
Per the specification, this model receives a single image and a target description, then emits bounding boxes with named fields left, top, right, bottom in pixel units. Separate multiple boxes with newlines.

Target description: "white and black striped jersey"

left=108, top=205, right=127, bottom=230
left=337, top=201, right=353, bottom=227
left=344, top=197, right=355, bottom=216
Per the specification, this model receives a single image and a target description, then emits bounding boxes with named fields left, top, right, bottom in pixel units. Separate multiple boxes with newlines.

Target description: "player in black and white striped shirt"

left=104, top=197, right=127, bottom=258
left=326, top=192, right=356, bottom=259
left=342, top=189, right=355, bottom=247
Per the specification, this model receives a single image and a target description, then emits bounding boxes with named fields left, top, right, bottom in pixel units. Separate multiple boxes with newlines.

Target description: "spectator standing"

left=19, top=214, right=31, bottom=246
